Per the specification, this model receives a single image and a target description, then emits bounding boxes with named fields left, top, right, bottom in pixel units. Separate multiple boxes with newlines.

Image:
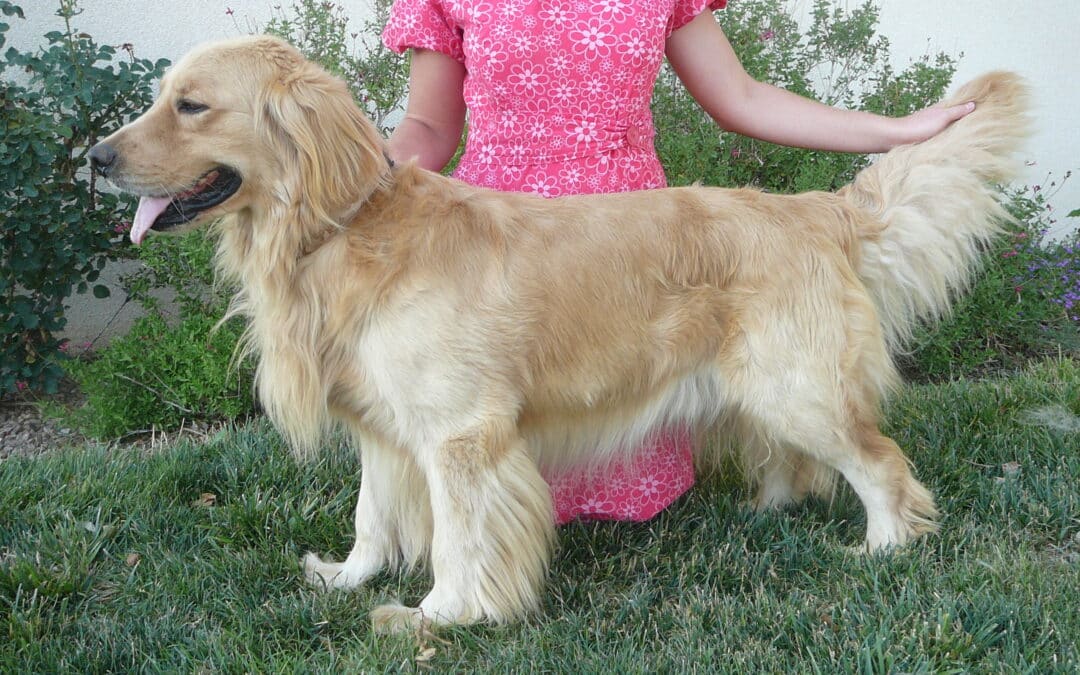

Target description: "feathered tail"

left=843, top=72, right=1032, bottom=351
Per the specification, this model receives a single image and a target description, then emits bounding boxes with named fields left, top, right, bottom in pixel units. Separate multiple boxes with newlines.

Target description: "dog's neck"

left=217, top=205, right=312, bottom=307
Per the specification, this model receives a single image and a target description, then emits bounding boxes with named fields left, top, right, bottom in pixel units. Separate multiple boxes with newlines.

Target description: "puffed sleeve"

left=381, top=0, right=465, bottom=63
left=667, top=0, right=728, bottom=37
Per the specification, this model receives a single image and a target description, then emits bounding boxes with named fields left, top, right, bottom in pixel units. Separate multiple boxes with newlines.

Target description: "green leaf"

left=1068, top=209, right=1080, bottom=219
left=92, top=284, right=110, bottom=299
left=1, top=3, right=26, bottom=19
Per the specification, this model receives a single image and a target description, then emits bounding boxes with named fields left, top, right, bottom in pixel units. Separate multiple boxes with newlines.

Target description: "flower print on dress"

left=559, top=164, right=585, bottom=189
left=524, top=115, right=550, bottom=143
left=581, top=72, right=606, bottom=99
left=570, top=17, right=617, bottom=58
left=498, top=0, right=525, bottom=21
left=461, top=0, right=492, bottom=23
left=523, top=170, right=560, bottom=198
left=538, top=3, right=577, bottom=29
left=539, top=30, right=559, bottom=51
left=504, top=141, right=529, bottom=165
left=507, top=30, right=535, bottom=59
left=490, top=19, right=513, bottom=41
left=586, top=151, right=616, bottom=177
left=594, top=0, right=630, bottom=22
left=572, top=494, right=616, bottom=520
left=618, top=27, right=653, bottom=68
left=508, top=62, right=549, bottom=95
left=568, top=108, right=604, bottom=145
left=396, top=11, right=422, bottom=34
left=545, top=49, right=575, bottom=77
left=549, top=80, right=581, bottom=107
left=474, top=142, right=499, bottom=168
left=474, top=37, right=509, bottom=74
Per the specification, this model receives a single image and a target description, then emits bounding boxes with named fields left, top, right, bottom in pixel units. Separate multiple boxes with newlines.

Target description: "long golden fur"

left=93, top=36, right=1029, bottom=631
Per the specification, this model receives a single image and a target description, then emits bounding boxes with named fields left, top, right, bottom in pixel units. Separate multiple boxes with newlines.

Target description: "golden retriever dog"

left=90, top=35, right=1029, bottom=631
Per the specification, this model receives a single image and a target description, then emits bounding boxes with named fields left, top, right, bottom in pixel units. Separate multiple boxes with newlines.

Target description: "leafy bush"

left=59, top=228, right=256, bottom=441
left=63, top=311, right=253, bottom=440
left=0, top=0, right=167, bottom=394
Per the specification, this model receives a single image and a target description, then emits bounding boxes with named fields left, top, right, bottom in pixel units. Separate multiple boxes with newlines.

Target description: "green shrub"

left=60, top=227, right=255, bottom=440
left=63, top=310, right=253, bottom=440
left=0, top=0, right=167, bottom=394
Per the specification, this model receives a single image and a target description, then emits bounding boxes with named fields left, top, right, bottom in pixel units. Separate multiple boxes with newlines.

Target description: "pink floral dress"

left=383, top=0, right=726, bottom=524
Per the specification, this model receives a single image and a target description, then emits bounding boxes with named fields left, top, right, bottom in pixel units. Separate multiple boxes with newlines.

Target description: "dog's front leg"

left=304, top=432, right=431, bottom=590
left=371, top=420, right=555, bottom=632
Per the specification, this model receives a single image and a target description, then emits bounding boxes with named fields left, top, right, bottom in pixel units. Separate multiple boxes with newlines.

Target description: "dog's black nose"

left=89, top=142, right=118, bottom=177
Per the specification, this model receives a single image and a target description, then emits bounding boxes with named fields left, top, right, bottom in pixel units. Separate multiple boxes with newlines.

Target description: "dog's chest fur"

left=339, top=289, right=516, bottom=454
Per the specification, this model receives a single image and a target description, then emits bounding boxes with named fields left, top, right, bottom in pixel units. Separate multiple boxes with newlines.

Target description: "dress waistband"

left=465, top=116, right=656, bottom=167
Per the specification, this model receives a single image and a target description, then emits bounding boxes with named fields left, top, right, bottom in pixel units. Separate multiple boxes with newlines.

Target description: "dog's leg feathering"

left=304, top=433, right=432, bottom=591
left=371, top=420, right=554, bottom=632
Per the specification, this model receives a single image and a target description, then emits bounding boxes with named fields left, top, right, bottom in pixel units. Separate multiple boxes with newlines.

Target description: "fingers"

left=948, top=101, right=977, bottom=121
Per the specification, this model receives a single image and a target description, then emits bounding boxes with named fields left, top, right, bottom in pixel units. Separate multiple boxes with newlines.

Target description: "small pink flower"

left=760, top=29, right=776, bottom=41
left=58, top=341, right=70, bottom=353
left=15, top=381, right=27, bottom=392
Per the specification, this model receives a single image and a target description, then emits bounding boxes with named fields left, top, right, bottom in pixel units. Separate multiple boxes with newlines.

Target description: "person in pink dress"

left=381, top=0, right=974, bottom=525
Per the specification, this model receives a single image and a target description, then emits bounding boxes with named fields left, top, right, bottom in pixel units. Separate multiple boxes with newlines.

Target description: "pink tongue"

left=131, top=196, right=172, bottom=245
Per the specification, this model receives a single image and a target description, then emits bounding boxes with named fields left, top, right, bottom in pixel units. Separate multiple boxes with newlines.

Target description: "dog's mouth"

left=130, top=167, right=242, bottom=245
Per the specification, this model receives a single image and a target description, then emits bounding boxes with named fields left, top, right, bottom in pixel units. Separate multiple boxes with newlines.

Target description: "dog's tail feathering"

left=843, top=72, right=1031, bottom=352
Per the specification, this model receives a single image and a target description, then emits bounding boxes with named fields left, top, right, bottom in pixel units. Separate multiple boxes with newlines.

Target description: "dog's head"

left=91, top=35, right=390, bottom=245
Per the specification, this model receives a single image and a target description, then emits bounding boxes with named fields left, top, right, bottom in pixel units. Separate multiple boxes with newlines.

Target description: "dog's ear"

left=259, top=58, right=391, bottom=224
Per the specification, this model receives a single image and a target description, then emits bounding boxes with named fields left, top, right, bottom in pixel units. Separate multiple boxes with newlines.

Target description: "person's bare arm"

left=665, top=12, right=974, bottom=153
left=387, top=49, right=467, bottom=170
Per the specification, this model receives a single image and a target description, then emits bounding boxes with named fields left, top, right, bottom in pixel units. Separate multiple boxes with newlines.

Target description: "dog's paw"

left=371, top=602, right=428, bottom=634
left=302, top=551, right=372, bottom=591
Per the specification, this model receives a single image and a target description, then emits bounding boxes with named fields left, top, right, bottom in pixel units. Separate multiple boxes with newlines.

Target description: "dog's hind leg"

left=742, top=390, right=937, bottom=550
left=752, top=447, right=810, bottom=510
left=371, top=419, right=554, bottom=632
left=304, top=430, right=432, bottom=591
left=711, top=410, right=834, bottom=510
left=736, top=363, right=937, bottom=550
left=829, top=426, right=938, bottom=550
left=753, top=449, right=837, bottom=511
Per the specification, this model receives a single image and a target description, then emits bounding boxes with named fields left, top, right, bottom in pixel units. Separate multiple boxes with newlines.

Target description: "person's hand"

left=896, top=101, right=977, bottom=146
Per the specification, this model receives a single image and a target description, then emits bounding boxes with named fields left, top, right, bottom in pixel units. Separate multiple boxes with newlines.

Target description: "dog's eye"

left=177, top=99, right=209, bottom=115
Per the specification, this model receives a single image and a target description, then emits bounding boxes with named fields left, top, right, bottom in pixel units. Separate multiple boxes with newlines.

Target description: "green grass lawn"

left=2, top=360, right=1078, bottom=672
